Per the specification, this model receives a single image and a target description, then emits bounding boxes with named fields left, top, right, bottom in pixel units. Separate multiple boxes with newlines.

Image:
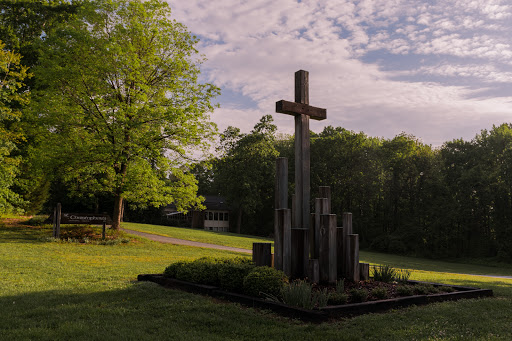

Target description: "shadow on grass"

left=0, top=225, right=49, bottom=244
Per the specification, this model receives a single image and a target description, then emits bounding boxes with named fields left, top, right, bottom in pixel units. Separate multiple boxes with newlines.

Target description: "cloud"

left=168, top=0, right=512, bottom=146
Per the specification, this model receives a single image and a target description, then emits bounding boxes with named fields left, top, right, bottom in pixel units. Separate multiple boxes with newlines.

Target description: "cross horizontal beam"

left=275, top=100, right=327, bottom=121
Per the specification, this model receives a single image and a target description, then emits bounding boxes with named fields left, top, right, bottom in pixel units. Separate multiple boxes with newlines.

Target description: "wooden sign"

left=60, top=213, right=112, bottom=225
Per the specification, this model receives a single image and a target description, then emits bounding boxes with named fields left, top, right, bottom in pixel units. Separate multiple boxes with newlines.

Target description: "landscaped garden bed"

left=138, top=257, right=493, bottom=322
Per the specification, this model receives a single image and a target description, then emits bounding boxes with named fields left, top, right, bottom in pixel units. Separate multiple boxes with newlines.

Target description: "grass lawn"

left=122, top=222, right=273, bottom=250
left=2, top=217, right=512, bottom=340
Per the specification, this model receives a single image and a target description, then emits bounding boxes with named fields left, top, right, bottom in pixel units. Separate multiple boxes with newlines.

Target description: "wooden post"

left=52, top=207, right=57, bottom=238
left=55, top=203, right=61, bottom=239
left=309, top=259, right=319, bottom=283
left=291, top=228, right=308, bottom=278
left=336, top=227, right=344, bottom=278
left=102, top=222, right=106, bottom=240
left=342, top=212, right=352, bottom=278
left=359, top=263, right=370, bottom=281
left=319, top=214, right=336, bottom=283
left=313, top=197, right=329, bottom=259
left=318, top=186, right=331, bottom=213
left=348, top=234, right=360, bottom=282
left=274, top=209, right=291, bottom=276
left=275, top=157, right=288, bottom=210
left=291, top=193, right=296, bottom=228
left=253, top=243, right=272, bottom=267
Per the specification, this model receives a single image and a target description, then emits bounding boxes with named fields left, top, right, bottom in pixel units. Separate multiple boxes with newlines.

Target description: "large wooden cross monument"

left=261, top=70, right=369, bottom=282
left=276, top=70, right=326, bottom=232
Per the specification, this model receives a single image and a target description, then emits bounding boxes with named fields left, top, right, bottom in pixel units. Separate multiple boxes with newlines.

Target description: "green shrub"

left=442, top=286, right=455, bottom=293
left=313, top=288, right=330, bottom=308
left=24, top=215, right=49, bottom=226
left=371, top=287, right=388, bottom=299
left=164, top=261, right=190, bottom=278
left=394, top=268, right=412, bottom=283
left=328, top=292, right=348, bottom=305
left=243, top=266, right=288, bottom=298
left=336, top=279, right=345, bottom=293
left=396, top=285, right=414, bottom=296
left=413, top=284, right=439, bottom=295
left=218, top=263, right=255, bottom=292
left=372, top=265, right=396, bottom=283
left=280, top=280, right=314, bottom=309
left=349, top=288, right=368, bottom=303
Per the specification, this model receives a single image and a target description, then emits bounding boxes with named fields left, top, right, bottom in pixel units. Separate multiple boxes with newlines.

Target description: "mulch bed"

left=138, top=274, right=493, bottom=322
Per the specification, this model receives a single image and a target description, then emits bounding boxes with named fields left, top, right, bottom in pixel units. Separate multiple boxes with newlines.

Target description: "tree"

left=0, top=40, right=31, bottom=213
left=214, top=115, right=279, bottom=235
left=34, top=0, right=219, bottom=228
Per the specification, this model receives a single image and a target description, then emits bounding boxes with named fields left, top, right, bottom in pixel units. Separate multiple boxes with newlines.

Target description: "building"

left=162, top=195, right=231, bottom=232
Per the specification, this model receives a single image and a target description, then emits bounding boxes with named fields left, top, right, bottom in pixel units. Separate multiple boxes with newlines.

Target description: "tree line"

left=201, top=116, right=512, bottom=260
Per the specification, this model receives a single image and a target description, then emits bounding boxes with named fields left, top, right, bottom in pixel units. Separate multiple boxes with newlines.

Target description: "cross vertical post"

left=294, top=70, right=310, bottom=231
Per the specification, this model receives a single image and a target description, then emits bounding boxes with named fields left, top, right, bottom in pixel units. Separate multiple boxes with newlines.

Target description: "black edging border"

left=137, top=274, right=493, bottom=322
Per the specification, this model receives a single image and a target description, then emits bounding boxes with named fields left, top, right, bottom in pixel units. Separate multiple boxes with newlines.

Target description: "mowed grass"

left=1, top=217, right=512, bottom=340
left=122, top=221, right=273, bottom=250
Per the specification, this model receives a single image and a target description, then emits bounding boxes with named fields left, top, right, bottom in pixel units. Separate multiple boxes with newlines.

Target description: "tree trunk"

left=236, top=207, right=242, bottom=234
left=112, top=192, right=123, bottom=230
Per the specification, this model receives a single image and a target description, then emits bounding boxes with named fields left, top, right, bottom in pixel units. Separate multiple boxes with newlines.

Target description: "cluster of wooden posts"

left=252, top=157, right=370, bottom=283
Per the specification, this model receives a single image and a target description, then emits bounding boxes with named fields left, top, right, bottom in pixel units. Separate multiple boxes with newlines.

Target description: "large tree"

left=34, top=0, right=219, bottom=228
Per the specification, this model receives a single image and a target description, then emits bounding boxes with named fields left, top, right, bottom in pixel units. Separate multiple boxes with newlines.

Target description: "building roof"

left=201, top=195, right=230, bottom=211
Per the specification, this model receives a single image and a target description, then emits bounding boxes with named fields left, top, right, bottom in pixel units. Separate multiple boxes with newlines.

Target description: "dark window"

left=214, top=212, right=218, bottom=220
left=225, top=213, right=229, bottom=221
left=209, top=212, right=213, bottom=220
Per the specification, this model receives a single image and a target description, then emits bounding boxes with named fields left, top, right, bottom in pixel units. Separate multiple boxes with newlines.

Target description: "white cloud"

left=168, top=0, right=512, bottom=146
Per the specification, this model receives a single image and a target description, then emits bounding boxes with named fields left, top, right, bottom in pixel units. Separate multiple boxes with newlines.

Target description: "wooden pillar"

left=274, top=208, right=291, bottom=276
left=291, top=228, right=308, bottom=278
left=318, top=186, right=331, bottom=213
left=253, top=243, right=272, bottom=267
left=102, top=222, right=106, bottom=240
left=319, top=214, right=337, bottom=283
left=291, top=193, right=296, bottom=228
left=275, top=158, right=288, bottom=210
left=294, top=70, right=310, bottom=233
left=313, top=197, right=329, bottom=259
left=348, top=234, right=360, bottom=282
left=308, top=259, right=319, bottom=283
left=342, top=212, right=352, bottom=278
left=336, top=227, right=344, bottom=279
left=55, top=203, right=61, bottom=239
left=359, top=263, right=370, bottom=281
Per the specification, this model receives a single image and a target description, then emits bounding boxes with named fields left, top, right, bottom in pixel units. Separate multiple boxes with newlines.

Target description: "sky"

left=167, top=0, right=512, bottom=146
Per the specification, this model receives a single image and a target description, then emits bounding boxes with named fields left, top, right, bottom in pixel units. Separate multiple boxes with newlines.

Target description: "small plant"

left=313, top=288, right=330, bottom=308
left=371, top=287, right=388, bottom=299
left=413, top=284, right=439, bottom=295
left=336, top=279, right=345, bottom=293
left=349, top=288, right=368, bottom=303
left=372, top=265, right=396, bottom=283
left=164, top=261, right=189, bottom=278
left=394, top=268, right=412, bottom=283
left=243, top=266, right=288, bottom=298
left=280, top=280, right=314, bottom=309
left=396, top=285, right=414, bottom=296
left=328, top=292, right=348, bottom=305
left=442, top=286, right=455, bottom=293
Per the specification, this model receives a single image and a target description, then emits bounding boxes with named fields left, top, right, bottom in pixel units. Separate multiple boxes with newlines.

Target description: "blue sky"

left=167, top=0, right=512, bottom=146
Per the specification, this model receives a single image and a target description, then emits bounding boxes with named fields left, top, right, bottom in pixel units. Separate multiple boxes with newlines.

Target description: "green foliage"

left=328, top=292, right=348, bottom=305
left=396, top=285, right=414, bottom=296
left=413, top=284, right=440, bottom=295
left=279, top=280, right=315, bottom=309
left=395, top=268, right=412, bottom=283
left=34, top=0, right=219, bottom=227
left=349, top=288, right=369, bottom=303
left=372, top=265, right=397, bottom=283
left=163, top=261, right=189, bottom=279
left=336, top=278, right=345, bottom=293
left=242, top=266, right=288, bottom=298
left=218, top=262, right=255, bottom=293
left=371, top=287, right=388, bottom=300
left=209, top=115, right=279, bottom=235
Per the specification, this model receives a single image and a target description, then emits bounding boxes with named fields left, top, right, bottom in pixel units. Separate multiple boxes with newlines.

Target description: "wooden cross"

left=275, top=70, right=327, bottom=232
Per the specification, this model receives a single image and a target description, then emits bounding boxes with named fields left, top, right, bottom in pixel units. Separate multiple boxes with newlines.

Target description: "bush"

left=349, top=288, right=368, bottom=303
left=164, top=261, right=190, bottom=278
left=413, top=284, right=439, bottom=295
left=394, top=268, right=411, bottom=283
left=336, top=279, right=345, bottom=293
left=371, top=287, right=388, bottom=299
left=372, top=265, right=396, bottom=283
left=218, top=263, right=255, bottom=292
left=243, top=266, right=288, bottom=298
left=328, top=292, right=348, bottom=305
left=396, top=285, right=414, bottom=296
left=280, top=280, right=314, bottom=309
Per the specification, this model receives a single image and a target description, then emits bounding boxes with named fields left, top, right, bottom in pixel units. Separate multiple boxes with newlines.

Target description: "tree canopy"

left=34, top=0, right=219, bottom=228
